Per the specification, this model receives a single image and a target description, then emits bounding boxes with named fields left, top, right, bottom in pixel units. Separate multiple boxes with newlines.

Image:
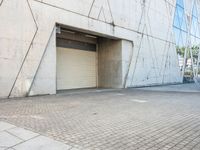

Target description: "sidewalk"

left=136, top=83, right=200, bottom=93
left=0, top=122, right=72, bottom=150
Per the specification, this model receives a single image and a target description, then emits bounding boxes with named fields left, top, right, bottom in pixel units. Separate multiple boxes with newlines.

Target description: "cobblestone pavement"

left=0, top=87, right=200, bottom=150
left=0, top=121, right=71, bottom=150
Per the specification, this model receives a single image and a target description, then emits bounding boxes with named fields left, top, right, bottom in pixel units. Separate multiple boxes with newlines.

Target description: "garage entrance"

left=55, top=25, right=132, bottom=92
left=56, top=28, right=98, bottom=90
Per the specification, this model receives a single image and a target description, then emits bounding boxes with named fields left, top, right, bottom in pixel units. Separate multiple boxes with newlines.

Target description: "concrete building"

left=0, top=0, right=199, bottom=98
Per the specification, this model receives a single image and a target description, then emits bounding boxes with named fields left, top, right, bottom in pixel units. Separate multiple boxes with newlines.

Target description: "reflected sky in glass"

left=173, top=0, right=200, bottom=47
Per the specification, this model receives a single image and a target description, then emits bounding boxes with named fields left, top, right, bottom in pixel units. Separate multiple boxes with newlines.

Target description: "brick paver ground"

left=0, top=86, right=200, bottom=150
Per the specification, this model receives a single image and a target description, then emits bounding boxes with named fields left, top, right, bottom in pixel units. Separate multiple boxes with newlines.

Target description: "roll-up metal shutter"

left=56, top=38, right=97, bottom=90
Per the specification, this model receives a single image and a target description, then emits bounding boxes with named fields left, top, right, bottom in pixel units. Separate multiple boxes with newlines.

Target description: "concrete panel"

left=0, top=0, right=37, bottom=98
left=98, top=39, right=123, bottom=88
left=121, top=40, right=134, bottom=88
left=0, top=132, right=22, bottom=147
left=29, top=28, right=56, bottom=96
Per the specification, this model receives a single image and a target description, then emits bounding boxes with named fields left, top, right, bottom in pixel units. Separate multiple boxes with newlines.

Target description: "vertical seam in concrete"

left=162, top=43, right=171, bottom=84
left=161, top=3, right=171, bottom=76
left=27, top=26, right=55, bottom=96
left=146, top=1, right=159, bottom=81
left=130, top=1, right=148, bottom=85
left=27, top=0, right=39, bottom=28
left=88, top=0, right=95, bottom=17
left=97, top=6, right=104, bottom=20
left=130, top=30, right=145, bottom=85
left=88, top=0, right=114, bottom=24
left=123, top=41, right=134, bottom=88
left=161, top=1, right=175, bottom=84
left=107, top=0, right=114, bottom=23
left=8, top=0, right=39, bottom=98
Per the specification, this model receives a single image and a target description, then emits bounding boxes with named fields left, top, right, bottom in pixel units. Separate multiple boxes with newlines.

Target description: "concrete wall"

left=98, top=39, right=133, bottom=88
left=98, top=39, right=123, bottom=88
left=0, top=0, right=194, bottom=98
left=29, top=27, right=56, bottom=96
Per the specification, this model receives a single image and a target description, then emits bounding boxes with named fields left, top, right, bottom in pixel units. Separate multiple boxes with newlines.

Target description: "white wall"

left=0, top=0, right=186, bottom=98
left=29, top=27, right=56, bottom=96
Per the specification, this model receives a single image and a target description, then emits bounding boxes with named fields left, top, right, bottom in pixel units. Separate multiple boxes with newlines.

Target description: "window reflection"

left=173, top=0, right=200, bottom=83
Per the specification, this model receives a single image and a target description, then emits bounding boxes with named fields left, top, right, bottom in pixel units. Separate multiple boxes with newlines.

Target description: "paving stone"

left=0, top=131, right=22, bottom=148
left=14, top=136, right=71, bottom=150
left=7, top=127, right=39, bottom=141
left=0, top=122, right=15, bottom=132
left=69, top=148, right=80, bottom=150
left=0, top=87, right=200, bottom=150
left=0, top=147, right=16, bottom=150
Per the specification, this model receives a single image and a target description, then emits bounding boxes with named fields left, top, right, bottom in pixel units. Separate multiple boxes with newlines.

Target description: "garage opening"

left=56, top=27, right=98, bottom=91
left=55, top=25, right=133, bottom=92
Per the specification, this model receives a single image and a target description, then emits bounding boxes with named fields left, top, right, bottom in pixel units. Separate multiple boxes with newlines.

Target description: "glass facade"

left=173, top=0, right=200, bottom=82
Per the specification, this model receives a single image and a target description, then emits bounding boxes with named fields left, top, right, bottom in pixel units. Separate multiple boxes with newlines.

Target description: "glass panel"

left=189, top=0, right=200, bottom=82
left=172, top=0, right=200, bottom=83
left=191, top=17, right=197, bottom=36
left=181, top=16, right=187, bottom=31
left=184, top=49, right=194, bottom=82
left=174, top=9, right=181, bottom=28
left=173, top=0, right=186, bottom=79
left=177, top=0, right=184, bottom=8
left=176, top=35, right=185, bottom=70
left=178, top=33, right=184, bottom=47
left=192, top=38, right=199, bottom=77
left=196, top=38, right=200, bottom=45
left=177, top=6, right=184, bottom=18
left=191, top=36, right=196, bottom=45
left=192, top=2, right=198, bottom=17
left=182, top=32, right=187, bottom=45
left=173, top=27, right=181, bottom=45
left=196, top=24, right=200, bottom=38
left=197, top=51, right=200, bottom=79
left=177, top=6, right=184, bottom=27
